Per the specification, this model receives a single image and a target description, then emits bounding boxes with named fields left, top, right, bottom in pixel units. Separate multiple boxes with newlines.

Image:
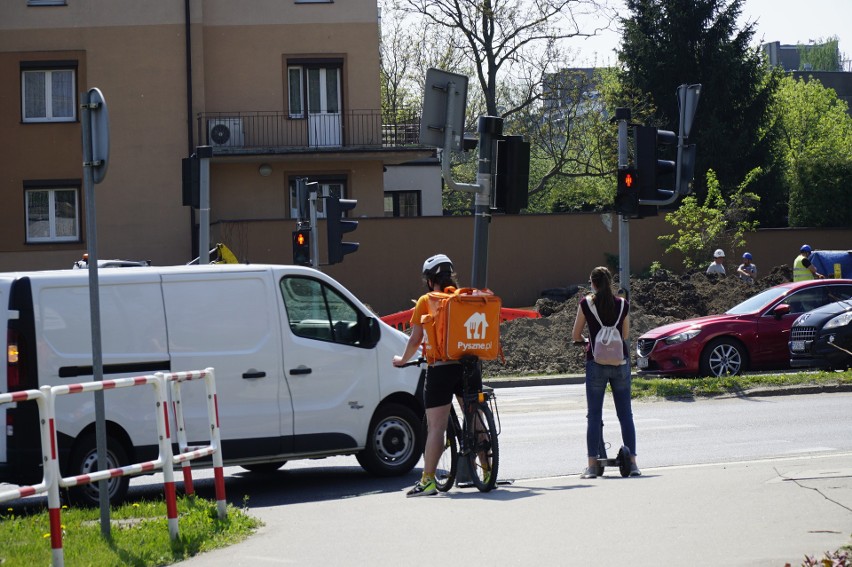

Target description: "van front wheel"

left=66, top=432, right=130, bottom=507
left=357, top=403, right=422, bottom=476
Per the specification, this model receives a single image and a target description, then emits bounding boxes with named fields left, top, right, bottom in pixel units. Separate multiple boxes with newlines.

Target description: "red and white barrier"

left=165, top=369, right=227, bottom=519
left=0, top=367, right=224, bottom=566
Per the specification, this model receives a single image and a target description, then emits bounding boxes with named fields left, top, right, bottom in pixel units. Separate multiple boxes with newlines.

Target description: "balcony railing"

left=197, top=109, right=424, bottom=153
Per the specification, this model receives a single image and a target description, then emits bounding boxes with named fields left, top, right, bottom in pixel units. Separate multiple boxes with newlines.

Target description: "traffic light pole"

left=616, top=108, right=631, bottom=299
left=471, top=116, right=502, bottom=289
left=309, top=186, right=319, bottom=269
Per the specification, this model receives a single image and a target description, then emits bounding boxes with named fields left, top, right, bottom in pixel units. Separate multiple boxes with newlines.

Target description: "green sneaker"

left=406, top=478, right=437, bottom=497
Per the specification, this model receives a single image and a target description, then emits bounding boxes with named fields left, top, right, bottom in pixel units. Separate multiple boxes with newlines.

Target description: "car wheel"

left=241, top=461, right=287, bottom=473
left=356, top=403, right=423, bottom=476
left=66, top=431, right=130, bottom=507
left=699, top=338, right=747, bottom=377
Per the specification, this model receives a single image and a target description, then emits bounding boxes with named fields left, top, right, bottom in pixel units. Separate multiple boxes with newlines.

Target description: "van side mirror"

left=360, top=316, right=380, bottom=348
left=772, top=303, right=791, bottom=319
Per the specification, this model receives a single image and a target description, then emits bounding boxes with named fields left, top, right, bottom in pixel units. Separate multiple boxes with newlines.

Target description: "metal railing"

left=197, top=109, right=423, bottom=152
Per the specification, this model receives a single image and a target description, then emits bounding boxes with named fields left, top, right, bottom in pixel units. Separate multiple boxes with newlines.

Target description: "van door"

left=276, top=273, right=379, bottom=453
left=0, top=278, right=12, bottom=465
left=161, top=270, right=292, bottom=459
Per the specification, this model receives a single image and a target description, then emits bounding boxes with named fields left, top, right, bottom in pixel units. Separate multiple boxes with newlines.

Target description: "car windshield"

left=726, top=287, right=788, bottom=315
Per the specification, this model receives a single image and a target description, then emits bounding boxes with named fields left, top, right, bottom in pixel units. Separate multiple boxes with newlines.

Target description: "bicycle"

left=401, top=355, right=500, bottom=492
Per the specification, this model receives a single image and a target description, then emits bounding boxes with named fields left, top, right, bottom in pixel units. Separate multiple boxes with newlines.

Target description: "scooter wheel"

left=617, top=446, right=632, bottom=477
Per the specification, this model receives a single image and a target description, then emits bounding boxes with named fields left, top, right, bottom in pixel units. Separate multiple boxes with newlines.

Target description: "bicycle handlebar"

left=396, top=357, right=426, bottom=368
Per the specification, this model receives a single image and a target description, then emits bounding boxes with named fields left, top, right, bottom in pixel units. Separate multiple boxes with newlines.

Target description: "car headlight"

left=664, top=329, right=701, bottom=345
left=825, top=311, right=852, bottom=330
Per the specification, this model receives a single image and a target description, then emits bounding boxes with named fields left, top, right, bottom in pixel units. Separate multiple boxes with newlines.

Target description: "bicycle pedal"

left=496, top=479, right=513, bottom=486
left=456, top=481, right=475, bottom=488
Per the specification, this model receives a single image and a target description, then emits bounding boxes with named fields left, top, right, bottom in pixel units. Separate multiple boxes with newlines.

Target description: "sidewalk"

left=178, top=452, right=852, bottom=567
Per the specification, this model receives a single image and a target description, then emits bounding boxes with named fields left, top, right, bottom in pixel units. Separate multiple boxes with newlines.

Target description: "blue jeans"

left=585, top=360, right=637, bottom=458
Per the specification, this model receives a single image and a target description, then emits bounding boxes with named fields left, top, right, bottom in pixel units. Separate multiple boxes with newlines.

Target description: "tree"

left=798, top=37, right=842, bottom=72
left=659, top=168, right=760, bottom=270
left=383, top=0, right=621, bottom=213
left=772, top=74, right=852, bottom=227
left=617, top=0, right=784, bottom=226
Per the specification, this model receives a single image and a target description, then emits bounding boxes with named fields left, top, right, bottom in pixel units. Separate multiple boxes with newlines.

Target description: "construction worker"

left=706, top=249, right=726, bottom=276
left=794, top=245, right=825, bottom=281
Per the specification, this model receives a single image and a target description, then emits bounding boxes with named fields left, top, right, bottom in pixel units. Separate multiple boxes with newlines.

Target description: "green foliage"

left=797, top=37, right=841, bottom=72
left=659, top=168, right=759, bottom=270
left=0, top=496, right=260, bottom=566
left=618, top=0, right=784, bottom=226
left=630, top=369, right=852, bottom=400
left=772, top=74, right=852, bottom=227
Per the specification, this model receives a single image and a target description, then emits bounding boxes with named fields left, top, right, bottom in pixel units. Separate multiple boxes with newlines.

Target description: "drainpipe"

left=185, top=0, right=198, bottom=259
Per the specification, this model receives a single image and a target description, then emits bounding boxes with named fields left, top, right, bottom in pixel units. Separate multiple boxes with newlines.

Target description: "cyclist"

left=393, top=253, right=466, bottom=497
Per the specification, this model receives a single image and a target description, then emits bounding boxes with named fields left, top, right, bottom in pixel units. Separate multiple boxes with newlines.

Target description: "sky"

left=572, top=0, right=852, bottom=68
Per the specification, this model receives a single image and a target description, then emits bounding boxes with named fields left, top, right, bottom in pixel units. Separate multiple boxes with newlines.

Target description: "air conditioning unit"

left=207, top=118, right=244, bottom=148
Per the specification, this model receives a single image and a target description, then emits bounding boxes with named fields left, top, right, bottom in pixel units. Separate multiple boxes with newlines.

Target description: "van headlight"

left=825, top=311, right=852, bottom=330
left=664, top=329, right=701, bottom=345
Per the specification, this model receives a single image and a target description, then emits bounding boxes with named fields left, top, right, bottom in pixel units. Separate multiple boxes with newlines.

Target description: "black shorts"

left=423, top=363, right=482, bottom=409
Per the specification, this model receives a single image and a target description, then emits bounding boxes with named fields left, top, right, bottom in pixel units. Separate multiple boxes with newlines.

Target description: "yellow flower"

left=43, top=533, right=50, bottom=539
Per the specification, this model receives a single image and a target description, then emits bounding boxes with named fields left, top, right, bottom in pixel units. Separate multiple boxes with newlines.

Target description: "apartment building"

left=0, top=0, right=430, bottom=270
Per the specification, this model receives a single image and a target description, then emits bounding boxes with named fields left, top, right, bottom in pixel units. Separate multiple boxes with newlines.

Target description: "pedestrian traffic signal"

left=292, top=229, right=311, bottom=266
left=493, top=135, right=530, bottom=214
left=614, top=166, right=639, bottom=216
left=326, top=196, right=359, bottom=264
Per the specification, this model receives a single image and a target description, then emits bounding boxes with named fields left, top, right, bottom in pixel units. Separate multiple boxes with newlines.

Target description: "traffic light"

left=494, top=135, right=530, bottom=214
left=326, top=196, right=359, bottom=264
left=292, top=229, right=311, bottom=266
left=181, top=155, right=199, bottom=208
left=635, top=125, right=676, bottom=204
left=614, top=166, right=639, bottom=216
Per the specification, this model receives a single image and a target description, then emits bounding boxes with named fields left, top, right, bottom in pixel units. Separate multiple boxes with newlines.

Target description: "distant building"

left=763, top=41, right=852, bottom=114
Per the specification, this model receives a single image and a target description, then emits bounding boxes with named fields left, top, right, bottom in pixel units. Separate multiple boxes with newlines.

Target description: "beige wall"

left=0, top=0, right=388, bottom=270
left=210, top=213, right=852, bottom=316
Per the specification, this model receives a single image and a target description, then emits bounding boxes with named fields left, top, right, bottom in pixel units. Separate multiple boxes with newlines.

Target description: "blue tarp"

left=810, top=250, right=852, bottom=279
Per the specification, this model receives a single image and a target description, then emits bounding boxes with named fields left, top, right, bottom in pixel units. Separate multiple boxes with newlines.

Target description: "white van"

left=0, top=264, right=424, bottom=505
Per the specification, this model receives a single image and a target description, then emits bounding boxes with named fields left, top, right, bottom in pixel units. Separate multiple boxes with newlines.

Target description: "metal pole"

left=81, top=94, right=110, bottom=538
left=471, top=116, right=502, bottom=289
left=309, top=185, right=319, bottom=269
left=616, top=108, right=631, bottom=299
left=197, top=145, right=212, bottom=264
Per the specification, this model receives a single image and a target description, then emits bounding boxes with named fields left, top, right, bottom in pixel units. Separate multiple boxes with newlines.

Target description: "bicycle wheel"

left=466, top=402, right=499, bottom=492
left=422, top=410, right=459, bottom=492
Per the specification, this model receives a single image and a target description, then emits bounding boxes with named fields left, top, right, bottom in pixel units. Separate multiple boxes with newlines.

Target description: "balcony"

left=197, top=109, right=425, bottom=155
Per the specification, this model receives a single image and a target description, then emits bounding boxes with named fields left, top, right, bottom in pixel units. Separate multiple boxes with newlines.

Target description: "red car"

left=636, top=279, right=852, bottom=377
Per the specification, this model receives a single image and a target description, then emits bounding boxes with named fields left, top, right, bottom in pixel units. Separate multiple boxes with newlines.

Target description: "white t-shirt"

left=706, top=261, right=726, bottom=275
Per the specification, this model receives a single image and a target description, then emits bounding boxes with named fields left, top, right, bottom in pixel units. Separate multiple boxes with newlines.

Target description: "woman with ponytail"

left=571, top=266, right=640, bottom=478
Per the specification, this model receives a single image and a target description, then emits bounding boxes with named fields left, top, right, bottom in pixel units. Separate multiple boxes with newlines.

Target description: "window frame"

left=288, top=175, right=347, bottom=219
left=383, top=190, right=421, bottom=217
left=279, top=275, right=365, bottom=347
left=21, top=62, right=78, bottom=123
left=27, top=0, right=67, bottom=5
left=24, top=183, right=82, bottom=244
left=288, top=66, right=304, bottom=118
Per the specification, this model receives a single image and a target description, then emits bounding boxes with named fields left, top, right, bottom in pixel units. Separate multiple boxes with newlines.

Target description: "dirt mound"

left=483, top=265, right=793, bottom=377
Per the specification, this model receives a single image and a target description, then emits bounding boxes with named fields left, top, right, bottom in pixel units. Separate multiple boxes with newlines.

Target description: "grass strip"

left=0, top=495, right=261, bottom=566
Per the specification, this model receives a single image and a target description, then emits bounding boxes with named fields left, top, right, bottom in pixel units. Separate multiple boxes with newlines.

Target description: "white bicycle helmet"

left=713, top=249, right=725, bottom=258
left=422, top=254, right=453, bottom=276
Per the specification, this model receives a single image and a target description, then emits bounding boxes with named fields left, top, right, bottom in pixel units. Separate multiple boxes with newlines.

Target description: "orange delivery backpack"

left=420, top=287, right=502, bottom=365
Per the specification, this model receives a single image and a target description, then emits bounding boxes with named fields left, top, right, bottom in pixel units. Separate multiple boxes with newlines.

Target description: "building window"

left=288, top=66, right=304, bottom=118
left=384, top=191, right=420, bottom=217
left=25, top=187, right=80, bottom=242
left=289, top=177, right=347, bottom=219
left=21, top=68, right=76, bottom=122
left=27, top=0, right=67, bottom=5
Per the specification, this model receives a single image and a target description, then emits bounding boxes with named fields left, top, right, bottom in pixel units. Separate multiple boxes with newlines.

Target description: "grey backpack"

left=587, top=299, right=625, bottom=366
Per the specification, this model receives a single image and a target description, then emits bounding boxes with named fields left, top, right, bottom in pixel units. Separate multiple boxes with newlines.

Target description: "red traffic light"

left=294, top=232, right=306, bottom=246
left=624, top=172, right=634, bottom=188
